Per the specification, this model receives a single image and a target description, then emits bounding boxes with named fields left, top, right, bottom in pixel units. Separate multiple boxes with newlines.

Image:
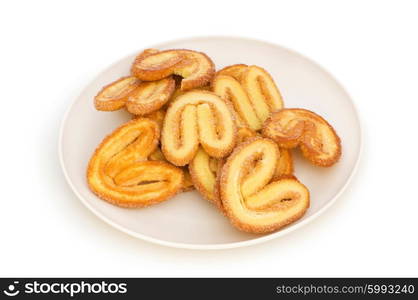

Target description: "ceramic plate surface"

left=59, top=36, right=362, bottom=249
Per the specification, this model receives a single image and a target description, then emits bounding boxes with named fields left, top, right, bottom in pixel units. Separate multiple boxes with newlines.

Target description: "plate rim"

left=58, top=35, right=363, bottom=250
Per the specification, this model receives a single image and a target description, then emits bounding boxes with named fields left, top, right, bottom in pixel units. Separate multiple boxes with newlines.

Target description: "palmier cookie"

left=213, top=65, right=283, bottom=130
left=87, top=118, right=184, bottom=208
left=219, top=137, right=309, bottom=233
left=161, top=90, right=236, bottom=166
left=94, top=49, right=161, bottom=111
left=262, top=108, right=342, bottom=167
left=131, top=49, right=215, bottom=91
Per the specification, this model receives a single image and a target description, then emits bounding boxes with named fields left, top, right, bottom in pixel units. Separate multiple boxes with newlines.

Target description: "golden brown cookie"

left=262, top=108, right=342, bottom=167
left=219, top=137, right=310, bottom=233
left=87, top=118, right=184, bottom=207
left=212, top=65, right=284, bottom=130
left=241, top=65, right=284, bottom=123
left=131, top=49, right=215, bottom=91
left=94, top=49, right=162, bottom=111
left=161, top=90, right=236, bottom=166
left=125, top=77, right=175, bottom=115
left=94, top=76, right=141, bottom=111
left=212, top=75, right=261, bottom=130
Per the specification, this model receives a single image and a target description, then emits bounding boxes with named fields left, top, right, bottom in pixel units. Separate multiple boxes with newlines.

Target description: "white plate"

left=59, top=36, right=362, bottom=250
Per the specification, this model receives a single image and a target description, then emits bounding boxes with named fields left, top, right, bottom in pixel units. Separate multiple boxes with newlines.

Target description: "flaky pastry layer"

left=131, top=49, right=215, bottom=91
left=212, top=65, right=284, bottom=130
left=148, top=146, right=194, bottom=192
left=219, top=137, right=309, bottom=233
left=161, top=90, right=236, bottom=166
left=126, top=77, right=175, bottom=115
left=94, top=76, right=141, bottom=111
left=94, top=49, right=161, bottom=111
left=189, top=127, right=294, bottom=211
left=217, top=64, right=248, bottom=81
left=87, top=118, right=184, bottom=207
left=212, top=75, right=261, bottom=130
left=262, top=108, right=342, bottom=167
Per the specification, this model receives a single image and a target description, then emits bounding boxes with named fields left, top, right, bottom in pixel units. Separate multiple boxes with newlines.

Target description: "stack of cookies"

left=87, top=48, right=341, bottom=234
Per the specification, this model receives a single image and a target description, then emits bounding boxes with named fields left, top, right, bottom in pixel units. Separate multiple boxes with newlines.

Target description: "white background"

left=1, top=0, right=417, bottom=277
